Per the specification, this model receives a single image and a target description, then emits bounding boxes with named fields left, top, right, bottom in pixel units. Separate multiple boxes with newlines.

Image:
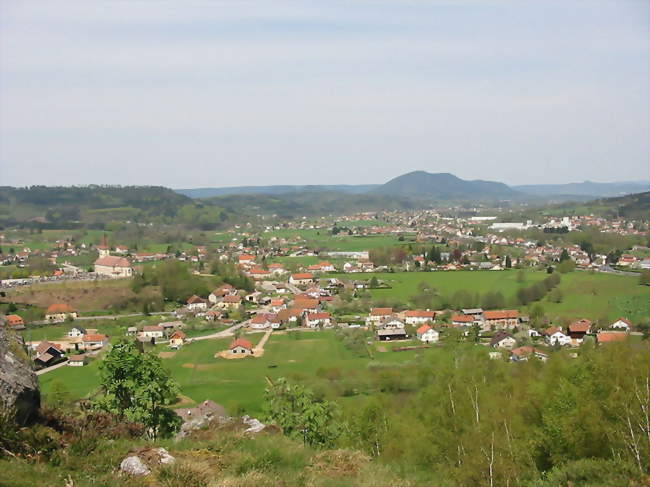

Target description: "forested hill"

left=0, top=186, right=193, bottom=227
left=551, top=191, right=650, bottom=220
left=203, top=191, right=417, bottom=218
left=372, top=171, right=519, bottom=200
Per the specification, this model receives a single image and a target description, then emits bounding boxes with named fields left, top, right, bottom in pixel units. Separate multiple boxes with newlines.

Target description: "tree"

left=505, top=255, right=512, bottom=269
left=516, top=269, right=526, bottom=283
left=264, top=377, right=339, bottom=447
left=559, top=248, right=571, bottom=262
left=94, top=339, right=181, bottom=438
left=369, top=276, right=379, bottom=289
left=557, top=259, right=575, bottom=274
left=639, top=270, right=650, bottom=286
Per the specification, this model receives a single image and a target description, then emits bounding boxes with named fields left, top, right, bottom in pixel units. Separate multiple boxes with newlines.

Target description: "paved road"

left=591, top=265, right=640, bottom=277
left=29, top=311, right=174, bottom=326
left=191, top=322, right=246, bottom=341
left=35, top=359, right=69, bottom=375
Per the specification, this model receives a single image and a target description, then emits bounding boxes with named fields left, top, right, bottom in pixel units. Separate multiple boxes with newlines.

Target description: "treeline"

left=516, top=272, right=561, bottom=305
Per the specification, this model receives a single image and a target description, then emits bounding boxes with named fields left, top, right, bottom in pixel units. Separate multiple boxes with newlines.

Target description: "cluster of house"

left=28, top=325, right=109, bottom=367
left=126, top=321, right=187, bottom=347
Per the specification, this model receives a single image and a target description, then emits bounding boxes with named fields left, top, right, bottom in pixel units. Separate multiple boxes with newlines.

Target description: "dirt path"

left=253, top=329, right=273, bottom=356
left=191, top=322, right=245, bottom=341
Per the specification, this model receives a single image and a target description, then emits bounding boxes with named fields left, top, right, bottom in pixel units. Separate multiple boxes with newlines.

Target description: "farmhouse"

left=82, top=333, right=108, bottom=350
left=45, top=303, right=78, bottom=323
left=140, top=325, right=164, bottom=339
left=94, top=255, right=133, bottom=278
left=5, top=314, right=25, bottom=329
left=304, top=312, right=332, bottom=328
left=510, top=346, right=548, bottom=362
left=250, top=314, right=273, bottom=330
left=293, top=298, right=320, bottom=314
left=217, top=294, right=243, bottom=311
left=404, top=310, right=436, bottom=325
left=490, top=331, right=517, bottom=349
left=187, top=295, right=208, bottom=311
left=68, top=354, right=87, bottom=367
left=366, top=308, right=393, bottom=326
left=289, top=273, right=315, bottom=286
left=543, top=326, right=571, bottom=346
left=229, top=338, right=254, bottom=356
left=249, top=268, right=271, bottom=280
left=451, top=314, right=474, bottom=326
left=610, top=318, right=632, bottom=331
left=568, top=319, right=592, bottom=343
left=416, top=324, right=439, bottom=343
left=169, top=330, right=187, bottom=348
left=483, top=310, right=519, bottom=330
left=209, top=284, right=236, bottom=303
left=34, top=341, right=64, bottom=367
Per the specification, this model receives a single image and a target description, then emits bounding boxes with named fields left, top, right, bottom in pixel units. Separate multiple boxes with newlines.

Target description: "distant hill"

left=0, top=185, right=192, bottom=227
left=177, top=184, right=379, bottom=199
left=203, top=191, right=417, bottom=218
left=176, top=173, right=650, bottom=201
left=546, top=191, right=650, bottom=220
left=373, top=171, right=519, bottom=200
left=514, top=180, right=650, bottom=198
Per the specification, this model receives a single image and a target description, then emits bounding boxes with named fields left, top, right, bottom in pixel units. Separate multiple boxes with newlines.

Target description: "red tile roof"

left=94, top=256, right=131, bottom=267
left=291, top=273, right=314, bottom=280
left=417, top=324, right=432, bottom=334
left=230, top=338, right=253, bottom=350
left=405, top=310, right=436, bottom=318
left=597, top=332, right=628, bottom=343
left=569, top=319, right=592, bottom=333
left=452, top=314, right=474, bottom=323
left=484, top=310, right=519, bottom=320
left=46, top=303, right=76, bottom=314
left=371, top=308, right=393, bottom=316
left=83, top=334, right=107, bottom=342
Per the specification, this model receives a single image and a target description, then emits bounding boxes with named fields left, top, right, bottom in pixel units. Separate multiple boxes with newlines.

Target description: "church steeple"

left=98, top=233, right=110, bottom=258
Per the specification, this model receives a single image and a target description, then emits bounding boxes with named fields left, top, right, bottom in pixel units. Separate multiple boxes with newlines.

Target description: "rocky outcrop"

left=120, top=447, right=175, bottom=476
left=0, top=327, right=40, bottom=424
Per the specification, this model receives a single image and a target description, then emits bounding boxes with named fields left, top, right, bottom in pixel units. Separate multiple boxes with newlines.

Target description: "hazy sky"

left=1, top=1, right=648, bottom=188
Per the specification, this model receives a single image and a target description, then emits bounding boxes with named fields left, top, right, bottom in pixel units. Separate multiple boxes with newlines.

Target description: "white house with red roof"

left=304, top=312, right=332, bottom=328
left=416, top=324, right=439, bottom=343
left=610, top=318, right=632, bottom=331
left=403, top=310, right=436, bottom=325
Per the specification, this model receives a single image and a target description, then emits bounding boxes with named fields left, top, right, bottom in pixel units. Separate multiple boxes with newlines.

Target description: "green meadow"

left=332, top=269, right=650, bottom=322
left=39, top=330, right=425, bottom=415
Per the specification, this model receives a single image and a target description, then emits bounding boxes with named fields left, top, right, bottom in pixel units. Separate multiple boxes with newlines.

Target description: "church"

left=93, top=235, right=133, bottom=278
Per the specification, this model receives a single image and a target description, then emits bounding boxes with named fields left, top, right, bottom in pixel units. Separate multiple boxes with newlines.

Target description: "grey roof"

left=377, top=328, right=407, bottom=336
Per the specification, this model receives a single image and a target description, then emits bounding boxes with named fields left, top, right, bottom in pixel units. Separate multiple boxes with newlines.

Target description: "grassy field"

left=264, top=228, right=415, bottom=252
left=329, top=269, right=650, bottom=322
left=40, top=330, right=426, bottom=415
left=540, top=271, right=650, bottom=322
left=330, top=269, right=549, bottom=301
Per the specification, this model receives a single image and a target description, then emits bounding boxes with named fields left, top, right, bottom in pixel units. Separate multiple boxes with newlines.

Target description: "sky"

left=1, top=1, right=649, bottom=188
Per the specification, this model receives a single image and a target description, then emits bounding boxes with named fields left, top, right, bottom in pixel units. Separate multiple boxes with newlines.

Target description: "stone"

left=0, top=327, right=40, bottom=424
left=120, top=456, right=151, bottom=476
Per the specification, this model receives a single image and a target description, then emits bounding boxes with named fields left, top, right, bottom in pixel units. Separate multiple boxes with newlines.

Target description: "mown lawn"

left=39, top=330, right=425, bottom=415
